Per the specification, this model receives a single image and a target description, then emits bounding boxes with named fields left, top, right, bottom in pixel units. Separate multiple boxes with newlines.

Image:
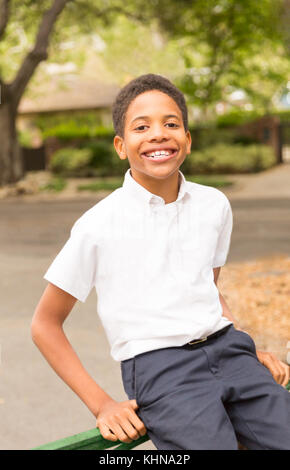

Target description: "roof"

left=18, top=75, right=120, bottom=115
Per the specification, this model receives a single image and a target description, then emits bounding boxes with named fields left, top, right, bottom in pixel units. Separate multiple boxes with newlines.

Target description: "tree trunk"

left=0, top=0, right=70, bottom=187
left=0, top=100, right=24, bottom=186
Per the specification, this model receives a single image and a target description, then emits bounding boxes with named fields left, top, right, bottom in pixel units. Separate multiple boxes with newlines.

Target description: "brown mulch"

left=219, top=255, right=290, bottom=362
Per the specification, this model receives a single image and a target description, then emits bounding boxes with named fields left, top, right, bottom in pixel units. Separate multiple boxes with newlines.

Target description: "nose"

left=148, top=123, right=169, bottom=142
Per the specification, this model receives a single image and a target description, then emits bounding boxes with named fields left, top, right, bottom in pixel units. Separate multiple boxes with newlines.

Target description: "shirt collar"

left=122, top=168, right=190, bottom=206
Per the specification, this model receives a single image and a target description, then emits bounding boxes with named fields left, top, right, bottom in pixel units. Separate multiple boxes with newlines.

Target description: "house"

left=17, top=74, right=120, bottom=147
left=17, top=74, right=120, bottom=170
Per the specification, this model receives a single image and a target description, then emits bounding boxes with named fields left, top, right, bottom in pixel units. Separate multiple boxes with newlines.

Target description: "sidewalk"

left=41, top=160, right=290, bottom=202
left=222, top=162, right=290, bottom=200
left=1, top=162, right=290, bottom=202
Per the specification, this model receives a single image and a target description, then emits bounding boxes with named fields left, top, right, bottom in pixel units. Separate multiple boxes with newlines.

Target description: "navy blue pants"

left=121, top=326, right=290, bottom=450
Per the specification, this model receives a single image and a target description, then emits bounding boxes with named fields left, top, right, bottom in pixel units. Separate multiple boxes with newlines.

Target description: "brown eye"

left=166, top=122, right=178, bottom=128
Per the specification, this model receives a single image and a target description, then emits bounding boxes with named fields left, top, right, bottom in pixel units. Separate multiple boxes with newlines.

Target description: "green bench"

left=33, top=380, right=290, bottom=450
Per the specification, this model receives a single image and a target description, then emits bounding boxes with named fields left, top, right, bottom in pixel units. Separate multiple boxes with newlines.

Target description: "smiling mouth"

left=141, top=149, right=178, bottom=162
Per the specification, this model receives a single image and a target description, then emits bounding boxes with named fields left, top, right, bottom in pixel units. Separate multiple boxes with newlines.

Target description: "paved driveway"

left=1, top=176, right=290, bottom=449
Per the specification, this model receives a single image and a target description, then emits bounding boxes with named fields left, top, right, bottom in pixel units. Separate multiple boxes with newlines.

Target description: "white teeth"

left=147, top=150, right=171, bottom=158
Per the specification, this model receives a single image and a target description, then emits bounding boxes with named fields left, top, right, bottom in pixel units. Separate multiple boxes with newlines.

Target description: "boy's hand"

left=96, top=398, right=147, bottom=443
left=256, top=350, right=290, bottom=387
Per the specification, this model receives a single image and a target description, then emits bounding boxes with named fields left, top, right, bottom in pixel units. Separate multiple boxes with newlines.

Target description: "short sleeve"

left=43, top=220, right=97, bottom=303
left=212, top=196, right=233, bottom=268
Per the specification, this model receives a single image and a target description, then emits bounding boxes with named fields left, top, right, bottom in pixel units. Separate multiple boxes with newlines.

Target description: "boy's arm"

left=213, top=267, right=243, bottom=330
left=213, top=267, right=290, bottom=387
left=31, top=283, right=147, bottom=443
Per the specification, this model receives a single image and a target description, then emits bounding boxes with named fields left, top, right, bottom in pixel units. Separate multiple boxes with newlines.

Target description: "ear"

left=114, top=135, right=127, bottom=160
left=185, top=130, right=192, bottom=155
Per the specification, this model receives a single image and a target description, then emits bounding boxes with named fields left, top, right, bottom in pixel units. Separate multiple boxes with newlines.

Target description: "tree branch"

left=10, top=0, right=70, bottom=111
left=0, top=0, right=10, bottom=40
left=76, top=0, right=148, bottom=24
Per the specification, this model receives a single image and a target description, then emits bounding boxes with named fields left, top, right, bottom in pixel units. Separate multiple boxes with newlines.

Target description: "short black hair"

left=112, top=73, right=188, bottom=137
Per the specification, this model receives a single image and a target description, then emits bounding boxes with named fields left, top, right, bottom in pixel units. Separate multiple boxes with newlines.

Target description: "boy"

left=31, top=74, right=290, bottom=450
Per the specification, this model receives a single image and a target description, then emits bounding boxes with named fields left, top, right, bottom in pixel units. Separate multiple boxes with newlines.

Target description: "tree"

left=1, top=0, right=289, bottom=185
left=91, top=0, right=290, bottom=120
left=148, top=0, right=290, bottom=119
left=0, top=0, right=68, bottom=185
left=0, top=0, right=149, bottom=186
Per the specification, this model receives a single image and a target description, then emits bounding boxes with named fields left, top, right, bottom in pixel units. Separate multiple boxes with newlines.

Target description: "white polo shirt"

left=43, top=168, right=233, bottom=361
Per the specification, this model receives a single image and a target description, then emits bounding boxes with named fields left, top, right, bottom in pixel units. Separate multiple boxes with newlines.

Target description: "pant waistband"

left=182, top=324, right=232, bottom=350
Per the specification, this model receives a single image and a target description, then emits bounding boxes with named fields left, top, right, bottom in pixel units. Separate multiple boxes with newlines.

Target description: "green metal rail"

left=33, top=427, right=149, bottom=450
left=33, top=380, right=290, bottom=450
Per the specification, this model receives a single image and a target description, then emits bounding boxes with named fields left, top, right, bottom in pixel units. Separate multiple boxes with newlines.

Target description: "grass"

left=38, top=174, right=234, bottom=194
left=39, top=176, right=67, bottom=192
left=76, top=175, right=234, bottom=192
left=185, top=175, right=234, bottom=188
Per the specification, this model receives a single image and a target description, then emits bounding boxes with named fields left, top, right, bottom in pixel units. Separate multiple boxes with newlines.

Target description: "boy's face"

left=114, top=90, right=191, bottom=183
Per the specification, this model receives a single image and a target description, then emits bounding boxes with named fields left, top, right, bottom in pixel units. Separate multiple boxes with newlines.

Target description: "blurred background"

left=0, top=0, right=289, bottom=450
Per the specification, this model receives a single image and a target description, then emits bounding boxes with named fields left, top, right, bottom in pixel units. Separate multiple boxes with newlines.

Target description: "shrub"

left=36, top=112, right=115, bottom=141
left=49, top=147, right=94, bottom=177
left=272, top=110, right=290, bottom=122
left=216, top=110, right=262, bottom=128
left=82, top=140, right=130, bottom=176
left=42, top=122, right=114, bottom=141
left=49, top=143, right=275, bottom=178
left=82, top=140, right=114, bottom=168
left=232, top=135, right=260, bottom=145
left=40, top=177, right=67, bottom=192
left=183, top=143, right=276, bottom=174
left=18, top=129, right=33, bottom=147
left=189, top=126, right=237, bottom=150
left=48, top=143, right=130, bottom=177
